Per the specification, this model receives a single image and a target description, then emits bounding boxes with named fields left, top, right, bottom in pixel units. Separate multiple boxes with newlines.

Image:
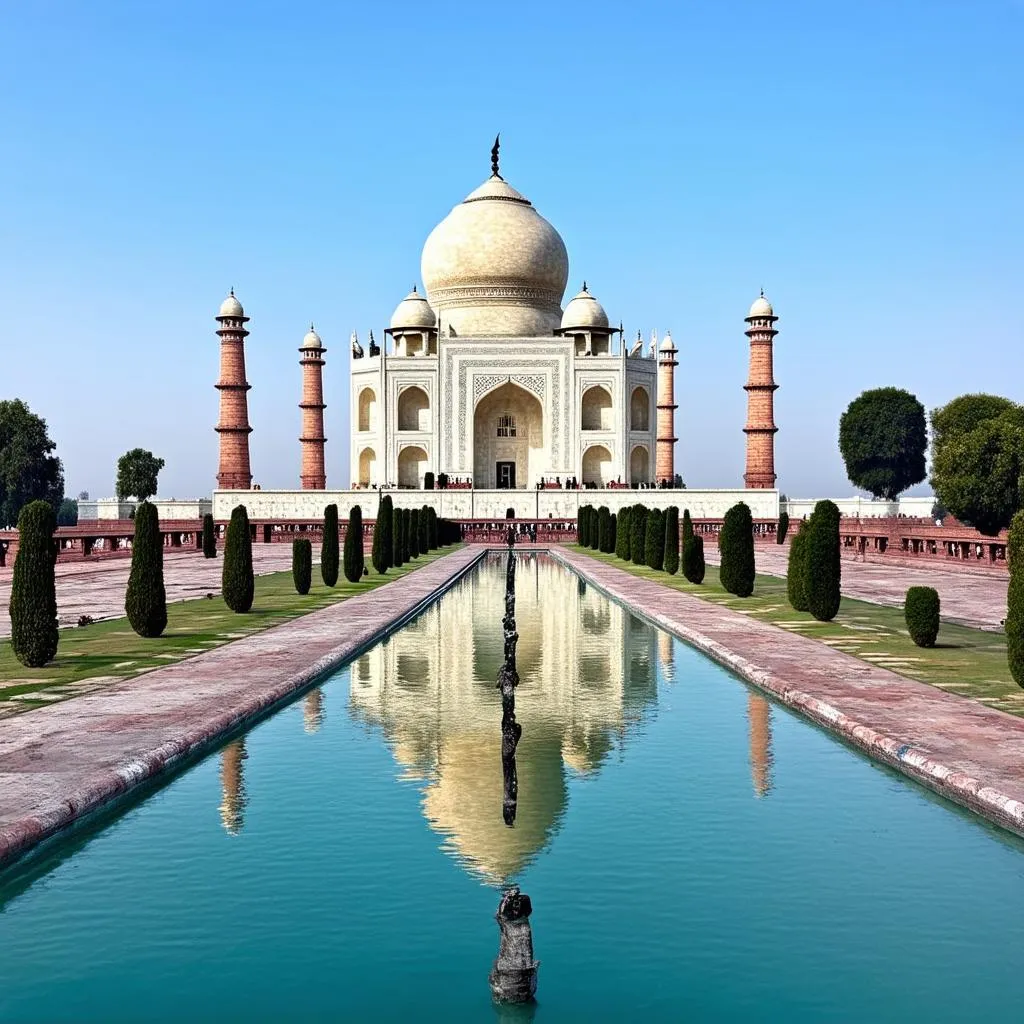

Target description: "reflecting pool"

left=2, top=553, right=1024, bottom=1021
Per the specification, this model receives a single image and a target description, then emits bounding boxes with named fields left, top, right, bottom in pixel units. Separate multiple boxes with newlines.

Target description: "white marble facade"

left=349, top=159, right=663, bottom=491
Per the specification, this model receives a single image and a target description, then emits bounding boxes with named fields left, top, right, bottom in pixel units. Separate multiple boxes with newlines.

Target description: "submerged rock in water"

left=489, top=886, right=539, bottom=1003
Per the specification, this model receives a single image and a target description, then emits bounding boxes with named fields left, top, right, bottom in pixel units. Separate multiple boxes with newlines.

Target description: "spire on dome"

left=491, top=133, right=501, bottom=179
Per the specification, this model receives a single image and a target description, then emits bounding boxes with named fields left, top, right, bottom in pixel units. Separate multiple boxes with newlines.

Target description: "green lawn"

left=571, top=546, right=1024, bottom=717
left=0, top=546, right=460, bottom=718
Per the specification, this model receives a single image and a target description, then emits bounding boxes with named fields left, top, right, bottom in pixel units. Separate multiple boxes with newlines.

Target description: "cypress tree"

left=321, top=504, right=340, bottom=587
left=645, top=508, right=665, bottom=569
left=409, top=508, right=421, bottom=558
left=372, top=495, right=392, bottom=574
left=777, top=511, right=790, bottom=545
left=428, top=507, right=439, bottom=549
left=202, top=512, right=216, bottom=558
left=1007, top=510, right=1024, bottom=686
left=682, top=509, right=694, bottom=548
left=590, top=506, right=601, bottom=550
left=292, top=538, right=312, bottom=595
left=9, top=499, right=58, bottom=667
left=125, top=500, right=167, bottom=637
left=609, top=513, right=617, bottom=554
left=664, top=506, right=679, bottom=575
left=688, top=533, right=706, bottom=584
left=631, top=503, right=648, bottom=565
left=401, top=507, right=411, bottom=562
left=616, top=506, right=632, bottom=560
left=803, top=499, right=841, bottom=622
left=222, top=504, right=254, bottom=613
left=577, top=505, right=589, bottom=547
left=719, top=502, right=755, bottom=597
left=344, top=505, right=364, bottom=583
left=392, top=507, right=406, bottom=567
left=419, top=504, right=430, bottom=553
left=787, top=525, right=810, bottom=611
left=597, top=506, right=609, bottom=552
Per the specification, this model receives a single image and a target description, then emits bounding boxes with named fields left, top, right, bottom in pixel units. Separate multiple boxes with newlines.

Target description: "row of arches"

left=359, top=384, right=652, bottom=434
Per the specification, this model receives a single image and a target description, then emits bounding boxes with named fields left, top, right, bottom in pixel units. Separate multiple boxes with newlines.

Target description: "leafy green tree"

left=931, top=394, right=1024, bottom=453
left=222, top=504, right=254, bottom=613
left=57, top=498, right=78, bottom=526
left=1007, top=511, right=1024, bottom=686
left=645, top=508, right=665, bottom=570
left=202, top=513, right=216, bottom=558
left=0, top=399, right=64, bottom=528
left=776, top=511, right=789, bottom=545
left=598, top=506, right=612, bottom=552
left=719, top=502, right=755, bottom=597
left=418, top=505, right=430, bottom=553
left=115, top=448, right=165, bottom=503
left=9, top=500, right=58, bottom=666
left=905, top=586, right=939, bottom=648
left=786, top=526, right=810, bottom=611
left=292, top=538, right=312, bottom=595
left=930, top=413, right=1024, bottom=535
left=125, top=501, right=167, bottom=637
left=344, top=505, right=364, bottom=582
left=373, top=495, right=393, bottom=573
left=409, top=508, right=421, bottom=559
left=631, top=504, right=648, bottom=565
left=838, top=388, right=927, bottom=499
left=616, top=506, right=632, bottom=560
left=803, top=500, right=841, bottom=621
left=393, top=507, right=406, bottom=567
left=664, top=507, right=679, bottom=575
left=321, top=504, right=339, bottom=586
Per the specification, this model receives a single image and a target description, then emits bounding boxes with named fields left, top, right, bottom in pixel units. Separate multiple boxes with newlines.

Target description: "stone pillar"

left=743, top=293, right=779, bottom=489
left=655, top=331, right=678, bottom=484
left=214, top=290, right=253, bottom=490
left=298, top=325, right=328, bottom=490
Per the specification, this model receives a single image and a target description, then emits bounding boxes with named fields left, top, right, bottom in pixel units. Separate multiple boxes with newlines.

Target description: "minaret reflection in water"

left=747, top=691, right=774, bottom=798
left=219, top=738, right=248, bottom=835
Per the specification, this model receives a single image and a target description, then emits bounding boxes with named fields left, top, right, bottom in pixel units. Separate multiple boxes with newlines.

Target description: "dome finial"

left=582, top=280, right=588, bottom=292
left=230, top=286, right=234, bottom=296
left=491, top=133, right=501, bottom=179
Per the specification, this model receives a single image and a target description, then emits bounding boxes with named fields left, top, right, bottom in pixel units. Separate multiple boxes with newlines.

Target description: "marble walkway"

left=0, top=546, right=483, bottom=869
left=556, top=547, right=1024, bottom=838
left=709, top=544, right=1008, bottom=631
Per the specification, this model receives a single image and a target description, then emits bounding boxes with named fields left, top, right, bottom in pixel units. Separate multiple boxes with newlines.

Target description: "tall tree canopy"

left=930, top=394, right=1024, bottom=536
left=838, top=388, right=927, bottom=500
left=0, top=399, right=64, bottom=528
left=116, top=448, right=165, bottom=503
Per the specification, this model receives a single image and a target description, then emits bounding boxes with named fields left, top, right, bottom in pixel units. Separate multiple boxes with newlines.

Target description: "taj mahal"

left=210, top=141, right=781, bottom=522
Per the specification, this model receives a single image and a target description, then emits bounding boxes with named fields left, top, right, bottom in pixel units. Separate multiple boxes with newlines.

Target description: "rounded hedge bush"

left=803, top=500, right=841, bottom=622
left=202, top=512, right=216, bottom=558
left=321, top=504, right=340, bottom=587
left=905, top=586, right=939, bottom=647
left=719, top=502, right=755, bottom=597
left=222, top=504, right=254, bottom=613
left=1006, top=510, right=1024, bottom=686
left=786, top=526, right=810, bottom=611
left=292, top=538, right=312, bottom=595
left=664, top=507, right=679, bottom=575
left=645, top=508, right=665, bottom=570
left=125, top=500, right=167, bottom=637
left=344, top=505, right=364, bottom=582
left=9, top=499, right=58, bottom=667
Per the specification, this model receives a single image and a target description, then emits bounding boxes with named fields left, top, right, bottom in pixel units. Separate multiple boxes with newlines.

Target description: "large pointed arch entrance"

left=473, top=381, right=545, bottom=489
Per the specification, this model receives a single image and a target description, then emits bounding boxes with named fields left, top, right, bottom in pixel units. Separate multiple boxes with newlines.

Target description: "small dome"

left=302, top=324, right=322, bottom=349
left=560, top=284, right=609, bottom=331
left=390, top=286, right=437, bottom=331
left=219, top=290, right=244, bottom=317
left=748, top=292, right=774, bottom=318
left=660, top=331, right=677, bottom=351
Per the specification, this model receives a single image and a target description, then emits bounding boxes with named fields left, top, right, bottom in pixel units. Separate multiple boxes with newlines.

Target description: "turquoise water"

left=2, top=552, right=1024, bottom=1022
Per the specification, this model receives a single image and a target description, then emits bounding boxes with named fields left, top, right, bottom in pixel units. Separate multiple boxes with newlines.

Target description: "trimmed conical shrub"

left=428, top=507, right=438, bottom=550
left=616, top=506, right=632, bottom=560
left=597, top=506, right=610, bottom=552
left=9, top=499, right=58, bottom=667
left=202, top=512, right=216, bottom=558
left=631, top=504, right=648, bottom=565
left=222, top=504, right=254, bottom=613
left=719, top=501, right=755, bottom=597
left=645, top=508, right=665, bottom=569
left=344, top=505, right=364, bottom=583
left=419, top=505, right=430, bottom=554
left=609, top=513, right=617, bottom=554
left=664, top=507, right=679, bottom=575
left=409, top=508, right=421, bottom=559
left=292, top=538, right=312, bottom=595
left=393, top=507, right=406, bottom=567
left=682, top=509, right=694, bottom=548
left=125, top=500, right=167, bottom=637
left=577, top=505, right=589, bottom=547
left=803, top=500, right=841, bottom=622
left=777, top=511, right=789, bottom=545
left=686, top=533, right=706, bottom=584
left=1007, top=510, right=1024, bottom=686
left=905, top=586, right=939, bottom=647
left=787, top=525, right=810, bottom=611
left=372, top=495, right=392, bottom=574
left=401, top=507, right=411, bottom=562
left=321, top=504, right=340, bottom=587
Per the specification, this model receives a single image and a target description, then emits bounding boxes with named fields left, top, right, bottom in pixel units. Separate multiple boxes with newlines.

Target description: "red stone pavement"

left=556, top=548, right=1024, bottom=838
left=0, top=547, right=483, bottom=869
left=709, top=544, right=1008, bottom=631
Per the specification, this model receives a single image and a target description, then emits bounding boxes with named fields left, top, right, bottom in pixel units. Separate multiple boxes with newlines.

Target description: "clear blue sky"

left=1, top=0, right=1021, bottom=500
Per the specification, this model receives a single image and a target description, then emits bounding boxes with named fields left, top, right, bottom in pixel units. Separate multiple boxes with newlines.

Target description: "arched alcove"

left=581, top=385, right=613, bottom=431
left=358, top=388, right=377, bottom=433
left=398, top=386, right=430, bottom=432
left=358, top=447, right=377, bottom=486
left=398, top=445, right=428, bottom=488
left=581, top=444, right=612, bottom=488
left=473, top=382, right=545, bottom=489
left=630, top=386, right=650, bottom=431
left=629, top=445, right=650, bottom=486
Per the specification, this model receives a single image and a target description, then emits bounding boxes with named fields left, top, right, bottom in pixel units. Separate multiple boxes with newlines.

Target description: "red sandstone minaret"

left=743, top=292, right=779, bottom=489
left=298, top=324, right=327, bottom=490
left=215, top=290, right=253, bottom=490
left=656, top=331, right=678, bottom=484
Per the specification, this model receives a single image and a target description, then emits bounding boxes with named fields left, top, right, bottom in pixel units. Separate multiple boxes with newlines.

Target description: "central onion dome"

left=421, top=173, right=569, bottom=337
